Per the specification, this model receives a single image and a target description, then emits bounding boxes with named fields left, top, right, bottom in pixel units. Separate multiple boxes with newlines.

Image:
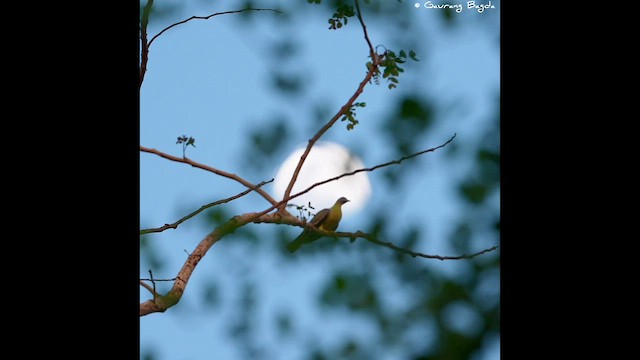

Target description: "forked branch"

left=140, top=146, right=279, bottom=207
left=140, top=179, right=273, bottom=235
left=279, top=0, right=383, bottom=211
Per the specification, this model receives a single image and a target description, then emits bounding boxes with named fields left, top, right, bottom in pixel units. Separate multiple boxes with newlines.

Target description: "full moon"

left=273, top=142, right=371, bottom=217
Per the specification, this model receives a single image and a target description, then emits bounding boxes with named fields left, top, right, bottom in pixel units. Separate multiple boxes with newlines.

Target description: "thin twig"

left=248, top=213, right=499, bottom=260
left=349, top=231, right=499, bottom=260
left=292, top=134, right=457, bottom=199
left=279, top=5, right=383, bottom=211
left=147, top=8, right=283, bottom=49
left=140, top=179, right=273, bottom=235
left=140, top=280, right=158, bottom=297
left=140, top=146, right=279, bottom=207
left=250, top=135, right=456, bottom=224
left=140, top=277, right=180, bottom=282
left=354, top=0, right=376, bottom=61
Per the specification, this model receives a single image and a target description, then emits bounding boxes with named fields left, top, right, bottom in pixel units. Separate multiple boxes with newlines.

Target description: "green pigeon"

left=287, top=197, right=350, bottom=253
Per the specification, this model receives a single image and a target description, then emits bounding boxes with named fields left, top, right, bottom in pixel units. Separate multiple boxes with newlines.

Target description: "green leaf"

left=399, top=50, right=406, bottom=58
left=409, top=50, right=419, bottom=61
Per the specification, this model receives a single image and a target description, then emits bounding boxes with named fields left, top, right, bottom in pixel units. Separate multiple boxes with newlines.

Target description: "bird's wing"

left=309, top=208, right=330, bottom=227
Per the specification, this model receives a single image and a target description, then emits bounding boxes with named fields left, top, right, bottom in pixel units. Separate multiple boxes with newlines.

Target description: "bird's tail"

left=286, top=239, right=302, bottom=253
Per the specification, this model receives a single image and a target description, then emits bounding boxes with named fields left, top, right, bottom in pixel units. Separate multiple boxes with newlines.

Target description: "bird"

left=286, top=197, right=350, bottom=253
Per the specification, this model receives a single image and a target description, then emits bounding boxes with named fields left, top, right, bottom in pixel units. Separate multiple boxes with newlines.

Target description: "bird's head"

left=336, top=197, right=350, bottom=205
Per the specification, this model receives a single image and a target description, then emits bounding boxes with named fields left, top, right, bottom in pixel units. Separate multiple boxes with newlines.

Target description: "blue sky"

left=141, top=1, right=499, bottom=359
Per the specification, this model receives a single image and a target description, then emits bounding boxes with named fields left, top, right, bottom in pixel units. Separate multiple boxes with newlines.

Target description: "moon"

left=273, top=142, right=371, bottom=217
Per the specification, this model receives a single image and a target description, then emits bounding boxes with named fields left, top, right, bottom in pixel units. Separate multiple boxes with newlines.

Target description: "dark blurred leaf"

left=450, top=222, right=472, bottom=254
left=204, top=207, right=231, bottom=227
left=271, top=72, right=305, bottom=94
left=140, top=235, right=166, bottom=272
left=459, top=182, right=489, bottom=205
left=141, top=350, right=156, bottom=360
left=270, top=39, right=299, bottom=60
left=320, top=272, right=379, bottom=312
left=384, top=97, right=433, bottom=155
left=276, top=312, right=293, bottom=336
left=247, top=118, right=290, bottom=171
left=202, top=282, right=220, bottom=307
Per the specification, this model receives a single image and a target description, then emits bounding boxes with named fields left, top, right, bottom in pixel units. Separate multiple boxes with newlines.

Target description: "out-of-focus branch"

left=278, top=3, right=384, bottom=212
left=140, top=179, right=273, bottom=235
left=140, top=146, right=279, bottom=207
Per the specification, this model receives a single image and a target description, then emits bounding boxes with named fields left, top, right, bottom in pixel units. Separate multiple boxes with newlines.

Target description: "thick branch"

left=279, top=6, right=383, bottom=212
left=140, top=211, right=281, bottom=316
left=140, top=179, right=273, bottom=235
left=140, top=146, right=279, bottom=207
left=139, top=0, right=154, bottom=89
left=140, top=216, right=242, bottom=316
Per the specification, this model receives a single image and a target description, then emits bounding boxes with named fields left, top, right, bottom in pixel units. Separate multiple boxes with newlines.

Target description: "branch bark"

left=139, top=0, right=154, bottom=89
left=139, top=135, right=463, bottom=316
left=140, top=146, right=279, bottom=207
left=140, top=179, right=273, bottom=235
left=278, top=2, right=383, bottom=212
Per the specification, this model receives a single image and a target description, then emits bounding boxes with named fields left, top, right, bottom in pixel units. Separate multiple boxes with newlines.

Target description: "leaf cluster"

left=369, top=49, right=419, bottom=89
left=341, top=102, right=366, bottom=130
left=328, top=4, right=355, bottom=29
left=176, top=135, right=196, bottom=157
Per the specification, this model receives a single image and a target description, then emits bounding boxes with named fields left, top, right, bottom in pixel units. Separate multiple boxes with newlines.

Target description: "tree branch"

left=250, top=213, right=499, bottom=260
left=278, top=4, right=383, bottom=212
left=139, top=280, right=158, bottom=297
left=139, top=0, right=154, bottom=89
left=345, top=231, right=499, bottom=260
left=140, top=135, right=455, bottom=315
left=140, top=179, right=273, bottom=235
left=139, top=5, right=281, bottom=89
left=140, top=146, right=279, bottom=207
left=147, top=8, right=283, bottom=49
left=245, top=135, right=456, bottom=228
left=140, top=212, right=271, bottom=316
left=354, top=0, right=376, bottom=62
left=291, top=134, right=457, bottom=200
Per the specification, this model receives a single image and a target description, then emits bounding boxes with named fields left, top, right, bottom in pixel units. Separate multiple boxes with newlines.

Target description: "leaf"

left=409, top=50, right=420, bottom=61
